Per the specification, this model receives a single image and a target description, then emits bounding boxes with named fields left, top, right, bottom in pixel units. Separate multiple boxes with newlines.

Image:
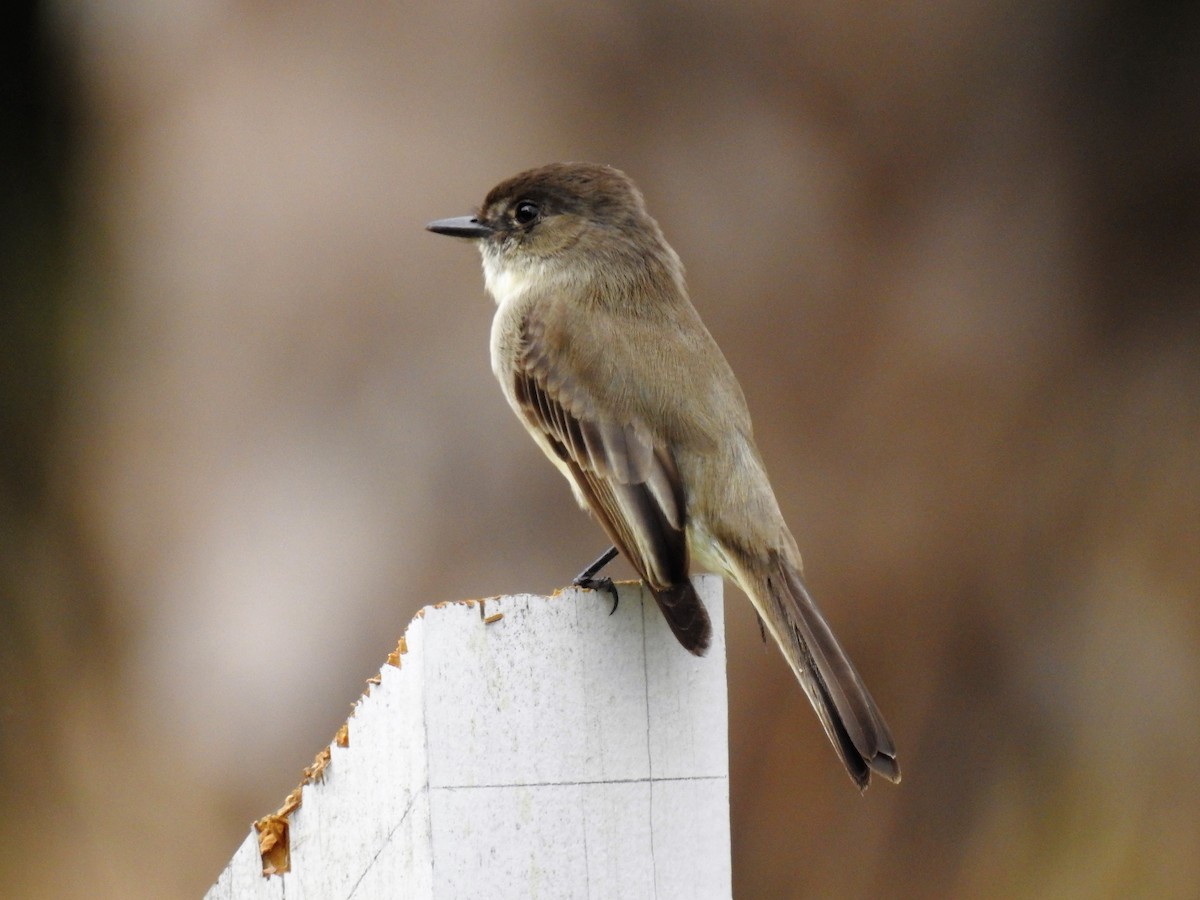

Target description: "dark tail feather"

left=649, top=579, right=712, bottom=656
left=757, top=554, right=899, bottom=788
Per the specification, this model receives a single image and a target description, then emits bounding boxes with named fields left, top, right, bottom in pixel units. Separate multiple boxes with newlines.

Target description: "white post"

left=205, top=576, right=730, bottom=900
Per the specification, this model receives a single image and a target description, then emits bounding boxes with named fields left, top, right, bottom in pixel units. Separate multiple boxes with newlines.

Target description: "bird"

left=426, top=162, right=899, bottom=788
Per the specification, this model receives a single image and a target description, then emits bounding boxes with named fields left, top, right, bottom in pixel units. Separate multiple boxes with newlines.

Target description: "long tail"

left=742, top=550, right=900, bottom=789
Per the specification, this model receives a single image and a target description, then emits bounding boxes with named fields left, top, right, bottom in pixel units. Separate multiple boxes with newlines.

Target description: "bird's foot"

left=572, top=545, right=621, bottom=614
left=573, top=575, right=620, bottom=615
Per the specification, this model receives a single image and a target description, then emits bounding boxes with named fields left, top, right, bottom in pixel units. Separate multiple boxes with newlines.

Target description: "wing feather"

left=513, top=316, right=711, bottom=654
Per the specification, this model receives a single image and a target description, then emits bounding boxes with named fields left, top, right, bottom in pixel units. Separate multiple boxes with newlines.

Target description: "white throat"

left=481, top=250, right=544, bottom=310
left=482, top=254, right=525, bottom=309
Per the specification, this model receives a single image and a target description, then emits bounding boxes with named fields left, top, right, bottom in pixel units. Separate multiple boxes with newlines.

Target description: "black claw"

left=572, top=545, right=621, bottom=614
left=603, top=578, right=619, bottom=614
left=573, top=575, right=620, bottom=614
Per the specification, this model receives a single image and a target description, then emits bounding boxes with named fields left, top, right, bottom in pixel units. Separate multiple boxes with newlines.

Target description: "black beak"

left=425, top=216, right=494, bottom=239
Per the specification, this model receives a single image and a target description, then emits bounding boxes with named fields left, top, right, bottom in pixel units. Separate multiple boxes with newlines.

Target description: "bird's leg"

left=572, top=545, right=621, bottom=614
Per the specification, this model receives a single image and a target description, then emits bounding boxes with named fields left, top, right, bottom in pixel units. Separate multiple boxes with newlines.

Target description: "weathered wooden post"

left=205, top=576, right=730, bottom=900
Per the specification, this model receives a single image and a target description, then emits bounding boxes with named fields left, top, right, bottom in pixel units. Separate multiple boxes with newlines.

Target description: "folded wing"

left=513, top=314, right=712, bottom=654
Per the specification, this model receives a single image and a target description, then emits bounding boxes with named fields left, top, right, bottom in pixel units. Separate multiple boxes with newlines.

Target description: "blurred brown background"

left=3, top=1, right=1199, bottom=897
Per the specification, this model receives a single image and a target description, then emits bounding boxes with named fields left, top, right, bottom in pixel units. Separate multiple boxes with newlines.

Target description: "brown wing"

left=514, top=316, right=712, bottom=655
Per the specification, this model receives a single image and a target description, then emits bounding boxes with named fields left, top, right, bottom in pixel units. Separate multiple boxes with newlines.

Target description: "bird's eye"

left=513, top=201, right=540, bottom=225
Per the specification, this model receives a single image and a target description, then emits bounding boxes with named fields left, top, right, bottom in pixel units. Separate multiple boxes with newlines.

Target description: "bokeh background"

left=4, top=1, right=1199, bottom=897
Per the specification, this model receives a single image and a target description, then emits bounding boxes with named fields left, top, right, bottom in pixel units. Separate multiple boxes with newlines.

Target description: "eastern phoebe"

left=427, top=162, right=899, bottom=788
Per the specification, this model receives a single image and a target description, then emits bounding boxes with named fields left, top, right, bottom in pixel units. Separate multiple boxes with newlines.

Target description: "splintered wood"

left=253, top=786, right=299, bottom=875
